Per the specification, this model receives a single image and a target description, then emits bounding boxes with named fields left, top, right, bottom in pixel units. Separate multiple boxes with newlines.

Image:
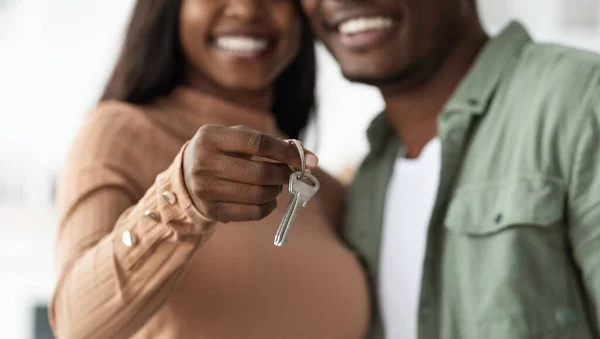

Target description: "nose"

left=301, top=0, right=341, bottom=17
left=300, top=0, right=316, bottom=13
left=224, top=0, right=266, bottom=22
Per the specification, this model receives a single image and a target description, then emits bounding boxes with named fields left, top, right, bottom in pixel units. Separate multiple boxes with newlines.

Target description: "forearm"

left=50, top=216, right=201, bottom=339
left=50, top=147, right=216, bottom=339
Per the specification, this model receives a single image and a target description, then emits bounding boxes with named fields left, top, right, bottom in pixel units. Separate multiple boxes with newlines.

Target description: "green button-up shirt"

left=344, top=21, right=600, bottom=339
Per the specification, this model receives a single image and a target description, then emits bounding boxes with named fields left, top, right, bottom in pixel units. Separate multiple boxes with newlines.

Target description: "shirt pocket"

left=441, top=176, right=590, bottom=338
left=444, top=176, right=563, bottom=235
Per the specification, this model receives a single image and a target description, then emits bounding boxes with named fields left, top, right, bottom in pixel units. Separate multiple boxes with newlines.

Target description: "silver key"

left=274, top=171, right=320, bottom=247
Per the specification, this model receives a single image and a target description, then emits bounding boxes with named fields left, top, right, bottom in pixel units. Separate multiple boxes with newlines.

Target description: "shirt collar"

left=444, top=21, right=531, bottom=115
left=367, top=21, right=532, bottom=153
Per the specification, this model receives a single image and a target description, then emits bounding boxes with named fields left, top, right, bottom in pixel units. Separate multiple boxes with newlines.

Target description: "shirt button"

left=122, top=231, right=137, bottom=247
left=144, top=209, right=160, bottom=221
left=162, top=191, right=177, bottom=205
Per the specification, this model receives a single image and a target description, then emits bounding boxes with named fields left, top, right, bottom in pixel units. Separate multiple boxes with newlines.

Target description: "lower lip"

left=339, top=28, right=393, bottom=49
left=214, top=48, right=268, bottom=60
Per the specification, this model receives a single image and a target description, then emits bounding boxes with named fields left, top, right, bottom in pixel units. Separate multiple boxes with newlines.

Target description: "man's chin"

left=341, top=64, right=421, bottom=88
left=343, top=73, right=402, bottom=87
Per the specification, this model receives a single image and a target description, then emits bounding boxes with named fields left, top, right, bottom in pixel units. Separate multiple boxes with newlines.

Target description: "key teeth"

left=274, top=170, right=319, bottom=247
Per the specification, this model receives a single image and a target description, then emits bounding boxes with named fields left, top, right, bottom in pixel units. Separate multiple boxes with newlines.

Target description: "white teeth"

left=338, top=17, right=393, bottom=35
left=215, top=36, right=268, bottom=55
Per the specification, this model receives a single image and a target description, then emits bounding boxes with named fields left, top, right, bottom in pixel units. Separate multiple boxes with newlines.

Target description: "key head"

left=289, top=171, right=320, bottom=200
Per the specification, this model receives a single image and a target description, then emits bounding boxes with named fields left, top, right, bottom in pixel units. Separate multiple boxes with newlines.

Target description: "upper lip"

left=328, top=9, right=398, bottom=30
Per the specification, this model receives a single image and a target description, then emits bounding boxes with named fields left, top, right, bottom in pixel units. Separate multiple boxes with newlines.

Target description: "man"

left=302, top=0, right=600, bottom=338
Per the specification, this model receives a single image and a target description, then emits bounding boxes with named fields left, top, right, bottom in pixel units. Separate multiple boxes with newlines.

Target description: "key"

left=274, top=171, right=320, bottom=247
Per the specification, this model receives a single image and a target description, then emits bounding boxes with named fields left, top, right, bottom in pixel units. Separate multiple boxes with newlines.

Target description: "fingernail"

left=305, top=154, right=318, bottom=169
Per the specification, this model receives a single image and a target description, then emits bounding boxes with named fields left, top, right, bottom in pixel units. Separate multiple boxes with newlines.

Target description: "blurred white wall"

left=0, top=0, right=599, bottom=337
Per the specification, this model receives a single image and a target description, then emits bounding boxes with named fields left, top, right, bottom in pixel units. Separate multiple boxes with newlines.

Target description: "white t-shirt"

left=378, top=138, right=441, bottom=339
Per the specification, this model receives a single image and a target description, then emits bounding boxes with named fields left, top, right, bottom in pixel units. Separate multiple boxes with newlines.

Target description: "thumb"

left=284, top=139, right=319, bottom=169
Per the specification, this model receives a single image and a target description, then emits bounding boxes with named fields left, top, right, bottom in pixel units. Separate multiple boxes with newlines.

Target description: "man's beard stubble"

left=342, top=62, right=427, bottom=91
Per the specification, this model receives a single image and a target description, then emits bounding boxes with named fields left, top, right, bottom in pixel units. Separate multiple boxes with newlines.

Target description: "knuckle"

left=250, top=162, right=268, bottom=183
left=194, top=179, right=217, bottom=197
left=247, top=207, right=261, bottom=221
left=253, top=186, right=273, bottom=203
left=231, top=124, right=249, bottom=130
left=202, top=202, right=217, bottom=219
left=193, top=152, right=210, bottom=170
left=253, top=163, right=287, bottom=185
left=248, top=203, right=272, bottom=221
left=193, top=148, right=220, bottom=172
left=273, top=164, right=290, bottom=184
left=251, top=133, right=269, bottom=155
left=211, top=180, right=229, bottom=197
left=195, top=125, right=211, bottom=140
left=208, top=202, right=227, bottom=221
left=195, top=124, right=217, bottom=145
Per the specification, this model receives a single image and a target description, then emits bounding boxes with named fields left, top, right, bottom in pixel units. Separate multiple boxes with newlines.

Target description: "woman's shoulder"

left=85, top=100, right=155, bottom=131
left=65, top=100, right=173, bottom=171
left=61, top=100, right=183, bottom=199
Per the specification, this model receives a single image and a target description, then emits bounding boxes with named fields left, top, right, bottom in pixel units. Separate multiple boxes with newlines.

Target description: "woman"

left=49, top=1, right=370, bottom=338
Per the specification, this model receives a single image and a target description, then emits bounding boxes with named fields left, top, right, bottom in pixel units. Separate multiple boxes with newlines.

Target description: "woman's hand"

left=183, top=125, right=318, bottom=223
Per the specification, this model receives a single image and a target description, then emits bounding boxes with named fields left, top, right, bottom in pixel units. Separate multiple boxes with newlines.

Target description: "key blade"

left=274, top=194, right=297, bottom=244
left=274, top=195, right=304, bottom=246
left=274, top=172, right=320, bottom=247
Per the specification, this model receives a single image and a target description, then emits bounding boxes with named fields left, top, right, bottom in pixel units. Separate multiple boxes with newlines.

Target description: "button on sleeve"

left=155, top=142, right=217, bottom=238
left=114, top=142, right=217, bottom=271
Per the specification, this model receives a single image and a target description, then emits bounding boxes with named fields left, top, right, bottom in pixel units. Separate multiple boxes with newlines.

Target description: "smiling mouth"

left=334, top=16, right=395, bottom=49
left=213, top=36, right=270, bottom=57
left=338, top=16, right=394, bottom=35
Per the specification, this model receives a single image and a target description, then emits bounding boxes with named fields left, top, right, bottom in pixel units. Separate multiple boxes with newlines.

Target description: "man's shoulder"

left=524, top=41, right=600, bottom=64
left=508, top=41, right=600, bottom=119
left=491, top=41, right=600, bottom=167
left=517, top=41, right=600, bottom=96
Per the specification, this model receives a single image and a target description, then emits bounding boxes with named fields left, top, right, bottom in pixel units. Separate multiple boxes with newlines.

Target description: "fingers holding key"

left=218, top=125, right=318, bottom=170
left=206, top=201, right=279, bottom=223
left=194, top=180, right=283, bottom=205
left=189, top=180, right=281, bottom=222
left=207, top=153, right=291, bottom=185
left=182, top=124, right=316, bottom=223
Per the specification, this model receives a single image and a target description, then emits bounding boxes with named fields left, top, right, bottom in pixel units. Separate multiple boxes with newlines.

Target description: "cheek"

left=179, top=1, right=211, bottom=62
left=275, top=13, right=303, bottom=61
left=299, top=1, right=323, bottom=37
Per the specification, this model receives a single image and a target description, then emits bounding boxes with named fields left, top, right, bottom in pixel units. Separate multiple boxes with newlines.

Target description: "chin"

left=341, top=68, right=396, bottom=86
left=343, top=74, right=397, bottom=87
left=335, top=54, right=392, bottom=81
left=222, top=78, right=271, bottom=92
left=340, top=61, right=422, bottom=88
